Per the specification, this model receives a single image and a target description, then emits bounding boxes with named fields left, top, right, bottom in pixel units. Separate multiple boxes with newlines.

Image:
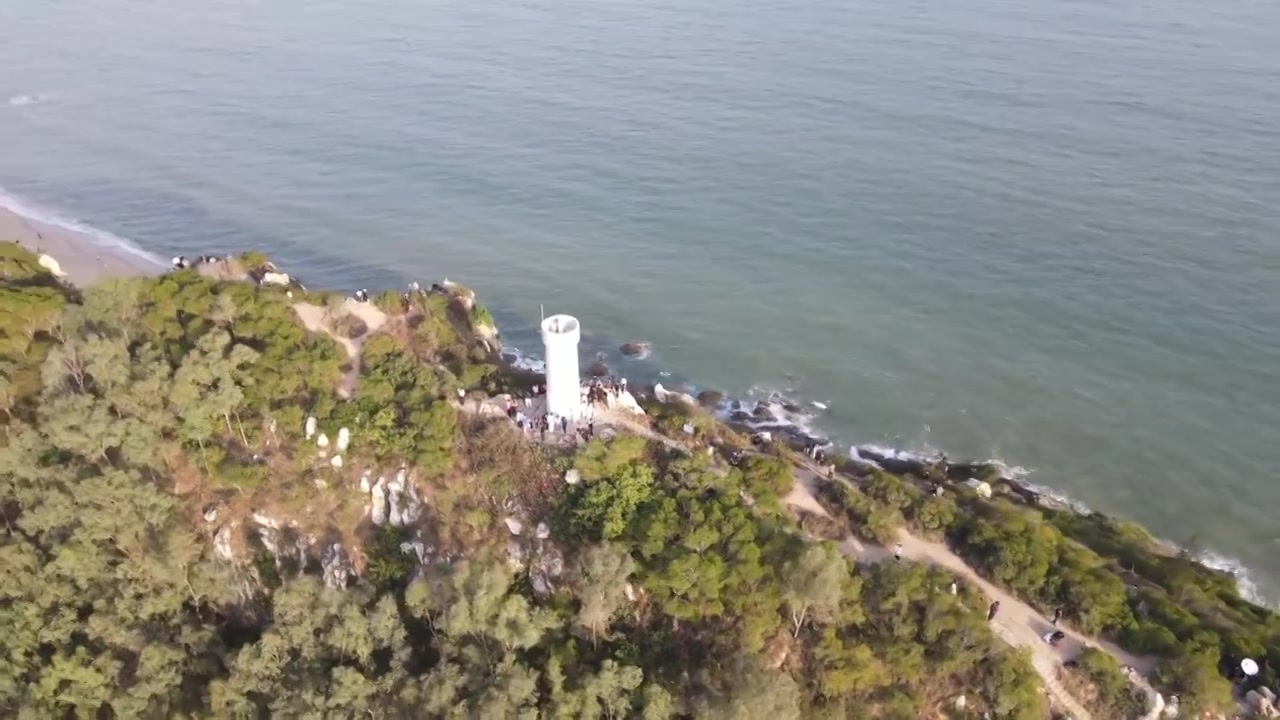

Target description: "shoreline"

left=0, top=203, right=163, bottom=286
left=1, top=194, right=1270, bottom=607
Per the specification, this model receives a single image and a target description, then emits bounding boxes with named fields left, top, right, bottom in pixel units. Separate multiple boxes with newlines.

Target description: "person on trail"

left=987, top=601, right=1000, bottom=621
left=894, top=543, right=903, bottom=563
left=949, top=581, right=958, bottom=596
left=1051, top=607, right=1063, bottom=627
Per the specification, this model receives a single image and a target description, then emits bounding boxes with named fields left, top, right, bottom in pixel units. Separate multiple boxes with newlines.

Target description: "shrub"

left=365, top=524, right=416, bottom=590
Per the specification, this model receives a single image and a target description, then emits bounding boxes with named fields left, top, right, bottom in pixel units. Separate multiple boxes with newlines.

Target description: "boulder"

left=564, top=469, right=581, bottom=486
left=619, top=341, right=651, bottom=357
left=337, top=427, right=351, bottom=452
left=588, top=360, right=610, bottom=378
left=752, top=403, right=777, bottom=421
left=304, top=415, right=317, bottom=440
left=535, top=522, right=551, bottom=540
left=505, top=517, right=524, bottom=535
left=696, top=390, right=725, bottom=408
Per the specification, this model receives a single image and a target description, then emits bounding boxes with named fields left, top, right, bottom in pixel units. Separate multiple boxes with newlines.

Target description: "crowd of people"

left=485, top=377, right=636, bottom=447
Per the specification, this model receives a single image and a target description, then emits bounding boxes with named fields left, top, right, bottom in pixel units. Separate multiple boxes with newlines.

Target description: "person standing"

left=1051, top=607, right=1063, bottom=627
left=894, top=543, right=903, bottom=563
left=987, top=601, right=1001, bottom=621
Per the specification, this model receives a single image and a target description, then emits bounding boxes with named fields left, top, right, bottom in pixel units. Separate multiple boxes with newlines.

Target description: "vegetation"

left=0, top=242, right=1275, bottom=718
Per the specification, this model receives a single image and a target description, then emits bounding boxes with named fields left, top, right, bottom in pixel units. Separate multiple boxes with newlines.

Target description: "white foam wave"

left=1193, top=549, right=1266, bottom=606
left=499, top=345, right=546, bottom=375
left=0, top=187, right=167, bottom=268
left=8, top=93, right=53, bottom=107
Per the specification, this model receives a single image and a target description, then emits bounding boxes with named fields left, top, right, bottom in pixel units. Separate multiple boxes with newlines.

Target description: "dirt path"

left=292, top=299, right=388, bottom=397
left=597, top=409, right=1160, bottom=718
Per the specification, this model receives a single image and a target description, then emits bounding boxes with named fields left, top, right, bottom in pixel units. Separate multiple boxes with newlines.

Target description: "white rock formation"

left=314, top=478, right=328, bottom=489
left=387, top=472, right=405, bottom=527
left=322, top=543, right=353, bottom=589
left=330, top=455, right=343, bottom=469
left=564, top=468, right=581, bottom=486
left=203, top=506, right=219, bottom=523
left=305, top=415, right=317, bottom=440
left=213, top=526, right=235, bottom=561
left=337, top=427, right=351, bottom=452
left=360, top=470, right=372, bottom=493
left=505, top=517, right=524, bottom=535
left=252, top=512, right=283, bottom=530
left=535, top=522, right=551, bottom=540
left=260, top=271, right=291, bottom=287
left=316, top=432, right=330, bottom=449
left=506, top=540, right=526, bottom=570
left=37, top=254, right=67, bottom=278
left=371, top=477, right=389, bottom=525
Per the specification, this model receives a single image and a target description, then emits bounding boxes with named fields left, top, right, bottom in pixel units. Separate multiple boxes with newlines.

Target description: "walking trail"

left=598, top=408, right=1162, bottom=720
left=292, top=298, right=388, bottom=397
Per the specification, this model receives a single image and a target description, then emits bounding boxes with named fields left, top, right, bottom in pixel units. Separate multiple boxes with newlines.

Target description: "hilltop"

left=1, top=242, right=1276, bottom=719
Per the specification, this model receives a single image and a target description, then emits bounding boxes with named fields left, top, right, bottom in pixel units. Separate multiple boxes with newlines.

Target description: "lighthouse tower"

left=540, top=314, right=583, bottom=420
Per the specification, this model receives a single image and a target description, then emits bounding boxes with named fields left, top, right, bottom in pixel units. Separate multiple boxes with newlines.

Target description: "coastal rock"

left=752, top=402, right=778, bottom=422
left=588, top=360, right=610, bottom=378
left=505, top=517, right=524, bottom=536
left=620, top=341, right=651, bottom=357
left=697, top=390, right=725, bottom=408
left=37, top=254, right=67, bottom=279
left=854, top=445, right=931, bottom=476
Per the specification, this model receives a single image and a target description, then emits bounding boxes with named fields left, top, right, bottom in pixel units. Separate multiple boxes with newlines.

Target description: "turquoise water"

left=2, top=0, right=1279, bottom=599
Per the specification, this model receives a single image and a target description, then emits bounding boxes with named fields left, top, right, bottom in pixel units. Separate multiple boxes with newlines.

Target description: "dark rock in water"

left=782, top=402, right=802, bottom=414
left=501, top=352, right=519, bottom=364
left=697, top=390, right=725, bottom=408
left=728, top=411, right=754, bottom=425
left=588, top=360, right=610, bottom=378
left=855, top=446, right=930, bottom=477
left=752, top=403, right=777, bottom=421
left=620, top=341, right=650, bottom=357
left=947, top=461, right=1002, bottom=482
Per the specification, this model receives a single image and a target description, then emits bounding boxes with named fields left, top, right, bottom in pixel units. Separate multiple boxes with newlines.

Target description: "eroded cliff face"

left=203, top=424, right=572, bottom=600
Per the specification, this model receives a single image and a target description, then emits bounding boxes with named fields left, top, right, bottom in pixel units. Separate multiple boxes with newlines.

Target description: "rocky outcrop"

left=619, top=342, right=651, bottom=357
left=696, top=390, right=725, bottom=408
left=588, top=360, right=610, bottom=378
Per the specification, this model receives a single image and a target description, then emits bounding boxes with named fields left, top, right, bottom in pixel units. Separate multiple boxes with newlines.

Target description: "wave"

left=0, top=186, right=167, bottom=268
left=7, top=93, right=53, bottom=107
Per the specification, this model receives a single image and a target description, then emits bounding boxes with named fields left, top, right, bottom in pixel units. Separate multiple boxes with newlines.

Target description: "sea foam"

left=0, top=187, right=167, bottom=268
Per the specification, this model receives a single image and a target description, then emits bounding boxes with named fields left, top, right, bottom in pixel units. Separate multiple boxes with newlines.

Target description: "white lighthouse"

left=540, top=314, right=583, bottom=420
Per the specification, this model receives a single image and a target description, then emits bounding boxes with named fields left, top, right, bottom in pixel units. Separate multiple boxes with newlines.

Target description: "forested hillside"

left=0, top=242, right=1275, bottom=719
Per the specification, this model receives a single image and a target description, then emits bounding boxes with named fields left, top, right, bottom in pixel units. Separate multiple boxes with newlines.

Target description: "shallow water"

left=2, top=0, right=1279, bottom=599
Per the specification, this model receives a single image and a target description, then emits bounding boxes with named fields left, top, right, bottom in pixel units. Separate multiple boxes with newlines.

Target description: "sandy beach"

left=0, top=205, right=161, bottom=286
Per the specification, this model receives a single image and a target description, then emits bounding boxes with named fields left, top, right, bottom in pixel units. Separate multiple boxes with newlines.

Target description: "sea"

left=2, top=0, right=1278, bottom=602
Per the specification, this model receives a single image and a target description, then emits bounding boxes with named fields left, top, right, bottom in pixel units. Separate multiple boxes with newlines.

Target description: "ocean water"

left=2, top=0, right=1278, bottom=600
